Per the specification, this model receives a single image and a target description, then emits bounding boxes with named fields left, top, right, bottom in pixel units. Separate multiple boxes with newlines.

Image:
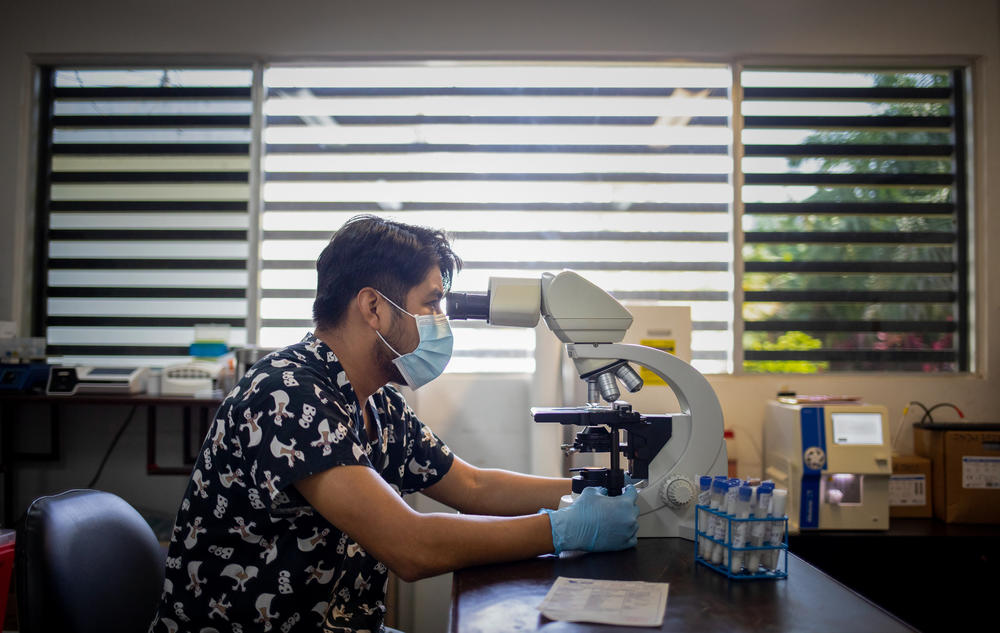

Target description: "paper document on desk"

left=537, top=576, right=669, bottom=627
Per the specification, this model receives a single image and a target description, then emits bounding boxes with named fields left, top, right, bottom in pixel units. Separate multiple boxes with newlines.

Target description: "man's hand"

left=542, top=485, right=639, bottom=553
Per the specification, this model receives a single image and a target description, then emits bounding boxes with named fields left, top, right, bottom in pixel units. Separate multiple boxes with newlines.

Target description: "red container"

left=0, top=530, right=14, bottom=631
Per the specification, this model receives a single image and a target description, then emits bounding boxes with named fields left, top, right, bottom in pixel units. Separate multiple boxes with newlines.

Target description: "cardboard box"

left=913, top=423, right=1000, bottom=524
left=889, top=454, right=932, bottom=518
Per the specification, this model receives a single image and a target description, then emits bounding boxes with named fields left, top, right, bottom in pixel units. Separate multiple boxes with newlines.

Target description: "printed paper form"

left=537, top=576, right=669, bottom=627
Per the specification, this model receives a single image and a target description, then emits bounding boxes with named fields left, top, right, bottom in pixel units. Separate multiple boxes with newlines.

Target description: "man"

left=150, top=215, right=639, bottom=632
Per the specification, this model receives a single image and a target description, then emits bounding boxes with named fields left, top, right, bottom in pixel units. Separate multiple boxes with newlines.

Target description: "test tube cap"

left=738, top=484, right=753, bottom=501
left=700, top=475, right=712, bottom=489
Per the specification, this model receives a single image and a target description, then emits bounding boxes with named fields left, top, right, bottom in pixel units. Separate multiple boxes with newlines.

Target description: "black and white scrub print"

left=149, top=332, right=454, bottom=633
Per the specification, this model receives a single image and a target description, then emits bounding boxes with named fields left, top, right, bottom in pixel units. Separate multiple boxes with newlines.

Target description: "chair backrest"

left=16, top=489, right=165, bottom=633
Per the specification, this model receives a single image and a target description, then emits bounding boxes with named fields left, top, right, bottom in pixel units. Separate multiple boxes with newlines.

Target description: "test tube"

left=697, top=475, right=712, bottom=558
left=730, top=484, right=753, bottom=574
left=746, top=481, right=774, bottom=574
left=706, top=479, right=726, bottom=562
left=764, top=488, right=788, bottom=571
left=711, top=480, right=740, bottom=565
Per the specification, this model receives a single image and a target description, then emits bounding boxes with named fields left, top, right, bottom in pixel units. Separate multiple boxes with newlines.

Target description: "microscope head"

left=446, top=270, right=633, bottom=343
left=446, top=270, right=639, bottom=402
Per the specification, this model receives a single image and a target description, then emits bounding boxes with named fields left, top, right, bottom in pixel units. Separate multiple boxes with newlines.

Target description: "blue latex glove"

left=542, top=485, right=639, bottom=553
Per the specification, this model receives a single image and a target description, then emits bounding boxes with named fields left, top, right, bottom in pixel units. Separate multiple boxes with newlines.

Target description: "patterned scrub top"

left=149, top=332, right=454, bottom=633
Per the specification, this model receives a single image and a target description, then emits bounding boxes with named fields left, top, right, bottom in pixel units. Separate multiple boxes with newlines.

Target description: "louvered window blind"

left=34, top=63, right=973, bottom=374
left=37, top=68, right=253, bottom=366
left=260, top=63, right=734, bottom=374
left=741, top=68, right=967, bottom=372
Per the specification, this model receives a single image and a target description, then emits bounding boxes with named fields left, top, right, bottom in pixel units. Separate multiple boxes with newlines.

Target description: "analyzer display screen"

left=832, top=412, right=884, bottom=445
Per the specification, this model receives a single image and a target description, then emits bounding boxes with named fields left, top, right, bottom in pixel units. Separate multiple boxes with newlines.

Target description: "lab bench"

left=451, top=537, right=916, bottom=632
left=789, top=519, right=1000, bottom=632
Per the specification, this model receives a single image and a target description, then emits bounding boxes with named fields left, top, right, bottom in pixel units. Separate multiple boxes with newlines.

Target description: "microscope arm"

left=567, top=343, right=726, bottom=492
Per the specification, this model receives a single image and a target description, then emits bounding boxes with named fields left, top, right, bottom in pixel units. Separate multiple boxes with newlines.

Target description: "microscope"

left=447, top=270, right=727, bottom=540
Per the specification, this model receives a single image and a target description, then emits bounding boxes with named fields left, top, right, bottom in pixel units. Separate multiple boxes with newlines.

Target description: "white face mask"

left=374, top=290, right=454, bottom=390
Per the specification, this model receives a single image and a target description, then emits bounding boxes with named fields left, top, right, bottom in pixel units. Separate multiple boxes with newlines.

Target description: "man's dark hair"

left=312, top=215, right=462, bottom=329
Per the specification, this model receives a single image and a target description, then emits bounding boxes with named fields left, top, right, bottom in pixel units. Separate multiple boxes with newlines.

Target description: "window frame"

left=28, top=55, right=978, bottom=375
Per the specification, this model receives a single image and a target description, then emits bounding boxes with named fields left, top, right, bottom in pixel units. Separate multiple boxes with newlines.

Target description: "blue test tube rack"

left=694, top=504, right=789, bottom=580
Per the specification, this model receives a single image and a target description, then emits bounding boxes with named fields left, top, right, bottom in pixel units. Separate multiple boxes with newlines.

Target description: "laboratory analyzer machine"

left=763, top=400, right=892, bottom=532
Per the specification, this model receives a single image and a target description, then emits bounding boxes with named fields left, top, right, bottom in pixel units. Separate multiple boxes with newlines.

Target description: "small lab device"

left=47, top=366, right=149, bottom=396
left=763, top=400, right=892, bottom=532
left=0, top=363, right=52, bottom=393
left=161, top=360, right=231, bottom=396
left=447, top=270, right=728, bottom=540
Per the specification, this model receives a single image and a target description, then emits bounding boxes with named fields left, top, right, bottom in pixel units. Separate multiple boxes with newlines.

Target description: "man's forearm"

left=463, top=468, right=572, bottom=516
left=404, top=511, right=554, bottom=581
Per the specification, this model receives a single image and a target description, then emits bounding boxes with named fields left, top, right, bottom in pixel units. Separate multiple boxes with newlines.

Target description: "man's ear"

left=355, top=287, right=385, bottom=330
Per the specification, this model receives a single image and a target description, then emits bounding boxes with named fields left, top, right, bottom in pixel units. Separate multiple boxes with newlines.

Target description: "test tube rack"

left=694, top=504, right=789, bottom=580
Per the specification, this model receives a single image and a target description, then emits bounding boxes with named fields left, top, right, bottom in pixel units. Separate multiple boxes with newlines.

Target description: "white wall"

left=2, top=1, right=1000, bottom=631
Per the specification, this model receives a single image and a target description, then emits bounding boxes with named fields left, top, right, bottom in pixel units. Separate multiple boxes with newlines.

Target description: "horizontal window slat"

left=47, top=326, right=247, bottom=347
left=260, top=260, right=732, bottom=273
left=50, top=200, right=247, bottom=212
left=268, top=87, right=729, bottom=97
left=265, top=143, right=729, bottom=155
left=50, top=241, right=248, bottom=259
left=47, top=316, right=246, bottom=327
left=744, top=290, right=955, bottom=302
left=53, top=115, right=250, bottom=127
left=744, top=320, right=957, bottom=332
left=48, top=259, right=246, bottom=270
left=264, top=172, right=728, bottom=183
left=47, top=287, right=246, bottom=299
left=462, top=261, right=730, bottom=271
left=263, top=201, right=729, bottom=213
left=265, top=123, right=730, bottom=146
left=743, top=115, right=952, bottom=128
left=745, top=350, right=956, bottom=362
left=744, top=202, right=954, bottom=215
left=693, top=321, right=729, bottom=331
left=745, top=231, right=955, bottom=244
left=47, top=345, right=194, bottom=356
left=50, top=269, right=246, bottom=288
left=54, top=143, right=250, bottom=156
left=51, top=212, right=248, bottom=230
left=266, top=115, right=728, bottom=126
left=742, top=87, right=951, bottom=100
left=50, top=183, right=249, bottom=201
left=744, top=173, right=953, bottom=186
left=48, top=297, right=247, bottom=318
left=744, top=144, right=952, bottom=158
left=610, top=290, right=729, bottom=302
left=51, top=171, right=248, bottom=183
left=49, top=229, right=246, bottom=240
left=744, top=261, right=954, bottom=274
left=54, top=87, right=252, bottom=98
left=264, top=230, right=727, bottom=242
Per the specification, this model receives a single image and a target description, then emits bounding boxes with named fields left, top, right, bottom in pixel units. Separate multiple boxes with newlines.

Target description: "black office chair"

left=16, top=489, right=165, bottom=633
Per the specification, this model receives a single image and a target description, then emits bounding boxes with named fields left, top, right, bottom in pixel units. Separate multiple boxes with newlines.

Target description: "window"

left=32, top=62, right=972, bottom=374
left=260, top=62, right=733, bottom=374
left=36, top=68, right=253, bottom=366
left=741, top=68, right=968, bottom=372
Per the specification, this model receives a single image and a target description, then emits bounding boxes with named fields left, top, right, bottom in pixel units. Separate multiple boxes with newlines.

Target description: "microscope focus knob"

left=659, top=476, right=696, bottom=509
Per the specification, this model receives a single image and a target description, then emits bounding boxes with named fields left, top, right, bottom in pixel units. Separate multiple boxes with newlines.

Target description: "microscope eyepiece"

left=445, top=291, right=490, bottom=320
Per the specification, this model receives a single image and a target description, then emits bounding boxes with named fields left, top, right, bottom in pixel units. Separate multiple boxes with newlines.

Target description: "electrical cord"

left=892, top=401, right=928, bottom=451
left=892, top=400, right=965, bottom=452
left=919, top=402, right=965, bottom=424
left=86, top=405, right=138, bottom=488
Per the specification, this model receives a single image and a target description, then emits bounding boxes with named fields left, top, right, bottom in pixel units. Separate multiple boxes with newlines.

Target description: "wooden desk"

left=451, top=538, right=915, bottom=632
left=0, top=393, right=221, bottom=526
